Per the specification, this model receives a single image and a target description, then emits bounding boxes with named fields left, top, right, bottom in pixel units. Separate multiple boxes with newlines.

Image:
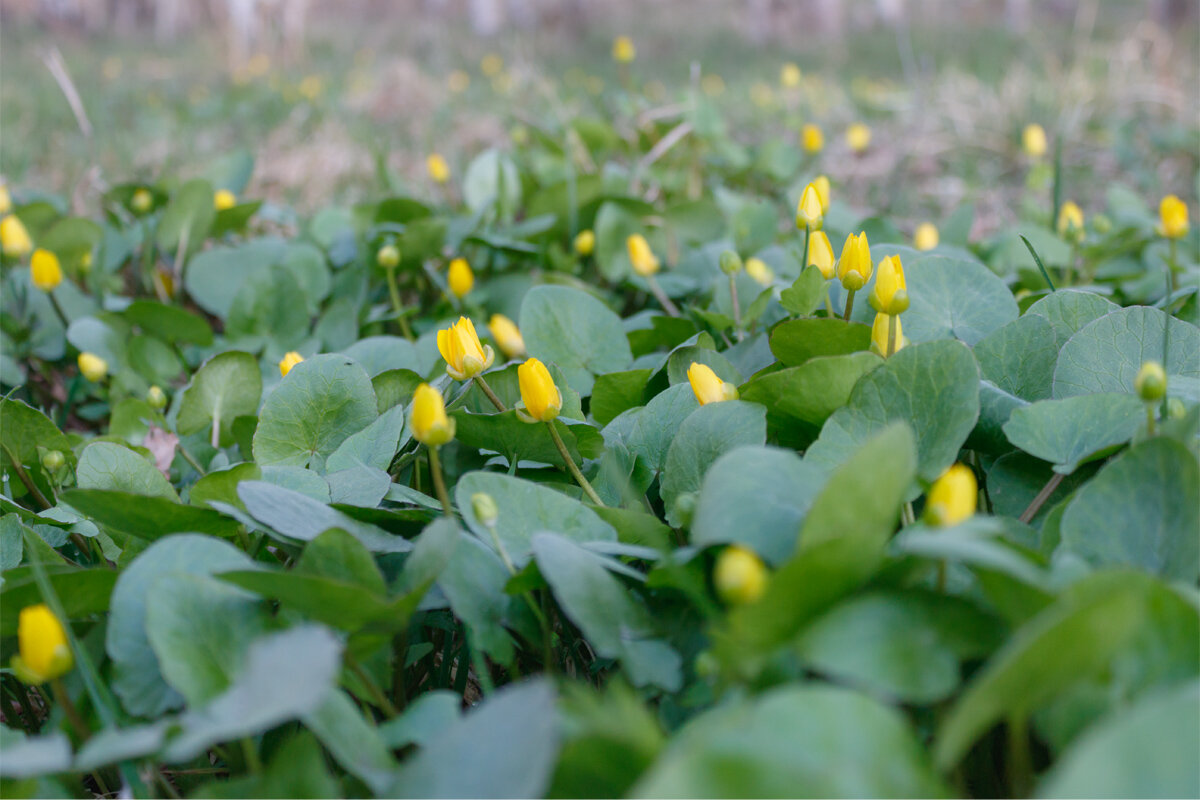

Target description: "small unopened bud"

left=1091, top=213, right=1111, bottom=234
left=471, top=492, right=499, bottom=526
left=146, top=385, right=167, bottom=410
left=672, top=492, right=696, bottom=528
left=41, top=450, right=65, bottom=472
left=1135, top=361, right=1167, bottom=403
left=377, top=243, right=400, bottom=269
left=1166, top=397, right=1186, bottom=420
left=719, top=250, right=743, bottom=275
left=131, top=188, right=153, bottom=214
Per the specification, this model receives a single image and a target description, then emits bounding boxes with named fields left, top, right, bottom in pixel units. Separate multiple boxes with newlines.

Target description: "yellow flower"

left=12, top=605, right=73, bottom=685
left=687, top=362, right=738, bottom=406
left=801, top=124, right=824, bottom=153
left=411, top=383, right=455, bottom=447
left=517, top=357, right=562, bottom=422
left=837, top=231, right=873, bottom=291
left=30, top=248, right=63, bottom=292
left=871, top=312, right=904, bottom=357
left=1135, top=360, right=1167, bottom=402
left=1022, top=123, right=1047, bottom=158
left=745, top=257, right=775, bottom=286
left=437, top=316, right=495, bottom=381
left=846, top=122, right=871, bottom=153
left=214, top=189, right=237, bottom=211
left=298, top=74, right=322, bottom=101
left=626, top=234, right=660, bottom=277
left=812, top=174, right=831, bottom=213
left=808, top=230, right=835, bottom=279
left=714, top=545, right=767, bottom=605
left=447, top=257, right=474, bottom=299
left=481, top=54, right=504, bottom=77
left=427, top=153, right=450, bottom=184
left=489, top=314, right=526, bottom=359
left=871, top=255, right=908, bottom=315
left=574, top=229, right=595, bottom=256
left=914, top=222, right=939, bottom=251
left=612, top=36, right=636, bottom=63
left=131, top=187, right=153, bottom=214
left=1158, top=195, right=1189, bottom=240
left=1057, top=201, right=1084, bottom=242
left=0, top=183, right=10, bottom=214
left=447, top=69, right=470, bottom=93
left=795, top=183, right=824, bottom=231
left=780, top=62, right=802, bottom=88
left=279, top=351, right=303, bottom=377
left=924, top=464, right=977, bottom=527
left=78, top=352, right=108, bottom=382
left=1, top=214, right=33, bottom=258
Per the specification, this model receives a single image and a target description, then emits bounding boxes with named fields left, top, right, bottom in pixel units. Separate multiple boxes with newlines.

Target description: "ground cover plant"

left=1, top=6, right=1198, bottom=798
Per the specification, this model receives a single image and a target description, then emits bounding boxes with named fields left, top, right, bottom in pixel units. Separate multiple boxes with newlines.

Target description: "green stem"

left=1007, top=713, right=1033, bottom=797
left=384, top=264, right=414, bottom=342
left=823, top=285, right=835, bottom=318
left=177, top=443, right=206, bottom=476
left=547, top=422, right=605, bottom=506
left=51, top=678, right=91, bottom=742
left=427, top=447, right=455, bottom=519
left=473, top=374, right=507, bottom=412
left=1019, top=471, right=1065, bottom=524
left=1162, top=254, right=1174, bottom=418
left=347, top=655, right=398, bottom=717
left=801, top=226, right=810, bottom=274
left=47, top=291, right=71, bottom=330
left=842, top=288, right=857, bottom=321
left=3, top=444, right=52, bottom=510
left=240, top=737, right=262, bottom=775
left=1146, top=403, right=1157, bottom=437
left=729, top=274, right=743, bottom=341
left=646, top=274, right=680, bottom=317
left=887, top=313, right=898, bottom=358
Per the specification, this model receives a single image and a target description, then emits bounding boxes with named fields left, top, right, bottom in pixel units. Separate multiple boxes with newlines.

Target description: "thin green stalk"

left=801, top=226, right=810, bottom=275
left=547, top=422, right=604, bottom=506
left=841, top=288, right=857, bottom=321
left=823, top=285, right=835, bottom=318
left=729, top=274, right=743, bottom=341
left=1146, top=403, right=1157, bottom=437
left=1019, top=472, right=1065, bottom=524
left=240, top=737, right=262, bottom=775
left=4, top=444, right=52, bottom=510
left=646, top=274, right=680, bottom=317
left=427, top=447, right=455, bottom=519
left=1163, top=248, right=1175, bottom=418
left=384, top=264, right=414, bottom=342
left=1007, top=713, right=1033, bottom=797
left=177, top=443, right=206, bottom=476
left=1020, top=235, right=1056, bottom=292
left=47, top=291, right=71, bottom=330
left=887, top=314, right=898, bottom=358
left=347, top=655, right=398, bottom=717
left=473, top=374, right=507, bottom=412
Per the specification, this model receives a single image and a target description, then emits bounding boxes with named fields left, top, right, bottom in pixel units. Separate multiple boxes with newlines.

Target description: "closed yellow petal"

left=411, top=383, right=455, bottom=446
left=925, top=464, right=977, bottom=527
left=16, top=604, right=73, bottom=684
left=518, top=358, right=562, bottom=422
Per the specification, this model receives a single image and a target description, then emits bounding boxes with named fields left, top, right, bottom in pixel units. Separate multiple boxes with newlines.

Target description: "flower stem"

left=729, top=274, right=743, bottom=341
left=646, top=274, right=680, bottom=317
left=427, top=446, right=455, bottom=518
left=842, top=288, right=857, bottom=321
left=384, top=264, right=414, bottom=342
left=824, top=285, right=835, bottom=318
left=47, top=291, right=71, bottom=330
left=887, top=314, right=898, bottom=358
left=347, top=654, right=398, bottom=717
left=473, top=375, right=507, bottom=412
left=546, top=422, right=605, bottom=506
left=1018, top=471, right=1065, bottom=524
left=801, top=226, right=810, bottom=274
left=1146, top=403, right=1157, bottom=437
left=51, top=678, right=91, bottom=742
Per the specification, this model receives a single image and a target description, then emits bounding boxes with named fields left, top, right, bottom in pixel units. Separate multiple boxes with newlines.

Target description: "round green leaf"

left=156, top=178, right=216, bottom=258
left=1003, top=393, right=1145, bottom=474
left=519, top=286, right=633, bottom=395
left=77, top=442, right=178, bottom=500
left=252, top=354, right=378, bottom=470
left=177, top=351, right=263, bottom=448
left=740, top=351, right=882, bottom=427
left=1026, top=289, right=1120, bottom=344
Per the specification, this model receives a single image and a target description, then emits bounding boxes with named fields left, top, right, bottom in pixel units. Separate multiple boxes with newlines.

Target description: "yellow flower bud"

left=377, top=243, right=400, bottom=269
left=1157, top=194, right=1189, bottom=240
left=795, top=183, right=824, bottom=232
left=837, top=231, right=873, bottom=291
left=279, top=351, right=304, bottom=377
left=745, top=257, right=775, bottom=286
left=573, top=229, right=595, bottom=256
left=612, top=36, right=636, bottom=64
left=871, top=255, right=908, bottom=315
left=808, top=230, right=835, bottom=279
left=213, top=189, right=237, bottom=211
left=30, top=248, right=63, bottom=292
left=1, top=214, right=33, bottom=258
left=427, top=154, right=450, bottom=184
left=714, top=545, right=767, bottom=605
left=1135, top=361, right=1167, bottom=402
left=448, top=257, right=474, bottom=299
left=626, top=234, right=660, bottom=277
left=780, top=62, right=802, bottom=88
left=871, top=312, right=904, bottom=357
left=846, top=122, right=871, bottom=153
left=0, top=183, right=11, bottom=215
left=471, top=492, right=499, bottom=525
left=812, top=175, right=831, bottom=213
left=411, top=382, right=455, bottom=447
left=131, top=187, right=153, bottom=214
left=801, top=124, right=824, bottom=153
left=437, top=316, right=495, bottom=381
left=687, top=362, right=738, bottom=406
left=481, top=54, right=504, bottom=77
left=13, top=604, right=73, bottom=685
left=78, top=352, right=108, bottom=382
left=147, top=385, right=167, bottom=409
left=1057, top=201, right=1085, bottom=243
left=488, top=313, right=526, bottom=359
left=517, top=357, right=562, bottom=423
left=914, top=222, right=939, bottom=251
left=924, top=463, right=977, bottom=527
left=1022, top=123, right=1047, bottom=158
left=42, top=450, right=65, bottom=472
left=447, top=69, right=470, bottom=93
